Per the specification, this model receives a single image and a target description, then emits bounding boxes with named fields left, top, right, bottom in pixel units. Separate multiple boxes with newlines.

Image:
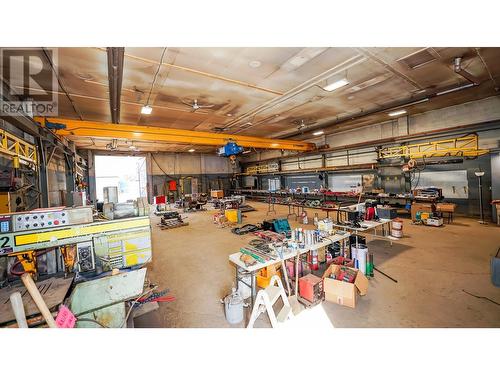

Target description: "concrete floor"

left=141, top=201, right=500, bottom=328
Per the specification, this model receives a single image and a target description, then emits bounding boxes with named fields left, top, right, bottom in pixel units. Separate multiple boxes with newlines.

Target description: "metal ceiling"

left=1, top=47, right=499, bottom=152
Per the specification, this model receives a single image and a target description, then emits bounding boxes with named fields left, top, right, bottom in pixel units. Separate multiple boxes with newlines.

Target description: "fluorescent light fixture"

left=141, top=105, right=153, bottom=115
left=242, top=150, right=251, bottom=154
left=388, top=109, right=407, bottom=117
left=313, top=130, right=324, bottom=136
left=188, top=148, right=195, bottom=152
left=436, top=83, right=474, bottom=96
left=323, top=78, right=349, bottom=92
left=271, top=143, right=279, bottom=147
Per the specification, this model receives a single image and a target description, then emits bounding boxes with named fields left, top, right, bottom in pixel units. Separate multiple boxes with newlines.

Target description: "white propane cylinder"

left=224, top=288, right=244, bottom=325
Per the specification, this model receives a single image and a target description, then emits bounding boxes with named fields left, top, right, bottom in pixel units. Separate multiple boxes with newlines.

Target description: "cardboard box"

left=411, top=202, right=434, bottom=221
left=322, top=264, right=368, bottom=308
left=210, top=190, right=224, bottom=198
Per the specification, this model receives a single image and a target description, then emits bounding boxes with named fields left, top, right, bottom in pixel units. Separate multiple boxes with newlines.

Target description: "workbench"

left=228, top=232, right=350, bottom=306
left=332, top=218, right=396, bottom=245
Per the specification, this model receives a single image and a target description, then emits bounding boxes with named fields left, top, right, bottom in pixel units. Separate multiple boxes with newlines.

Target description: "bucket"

left=392, top=219, right=403, bottom=230
left=224, top=288, right=244, bottom=325
left=225, top=209, right=241, bottom=223
left=391, top=218, right=403, bottom=238
left=391, top=229, right=403, bottom=238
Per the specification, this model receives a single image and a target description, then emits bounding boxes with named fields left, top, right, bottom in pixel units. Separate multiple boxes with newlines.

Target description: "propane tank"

left=224, top=288, right=244, bottom=325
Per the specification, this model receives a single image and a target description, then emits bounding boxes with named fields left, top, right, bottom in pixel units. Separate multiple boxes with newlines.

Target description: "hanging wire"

left=145, top=47, right=168, bottom=106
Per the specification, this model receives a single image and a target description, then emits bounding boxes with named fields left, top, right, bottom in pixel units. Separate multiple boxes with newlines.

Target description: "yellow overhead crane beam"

left=378, top=134, right=489, bottom=160
left=34, top=117, right=316, bottom=152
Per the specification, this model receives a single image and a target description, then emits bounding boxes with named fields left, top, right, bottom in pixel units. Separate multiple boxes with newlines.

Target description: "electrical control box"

left=0, top=215, right=12, bottom=234
left=11, top=207, right=93, bottom=233
left=76, top=241, right=95, bottom=272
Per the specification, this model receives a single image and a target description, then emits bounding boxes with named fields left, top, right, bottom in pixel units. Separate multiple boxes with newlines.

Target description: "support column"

left=146, top=152, right=153, bottom=203
left=87, top=150, right=96, bottom=203
left=37, top=138, right=49, bottom=208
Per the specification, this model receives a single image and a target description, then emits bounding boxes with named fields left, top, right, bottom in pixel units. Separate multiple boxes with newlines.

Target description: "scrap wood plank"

left=0, top=276, right=73, bottom=326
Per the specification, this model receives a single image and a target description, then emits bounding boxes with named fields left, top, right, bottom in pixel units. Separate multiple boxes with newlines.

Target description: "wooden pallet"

left=158, top=222, right=189, bottom=230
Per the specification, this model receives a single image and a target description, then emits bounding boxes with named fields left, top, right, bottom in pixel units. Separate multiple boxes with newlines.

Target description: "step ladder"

left=247, top=275, right=294, bottom=328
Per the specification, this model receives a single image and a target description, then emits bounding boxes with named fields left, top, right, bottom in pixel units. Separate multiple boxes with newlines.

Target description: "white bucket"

left=391, top=229, right=403, bottom=238
left=392, top=219, right=403, bottom=238
left=392, top=220, right=403, bottom=230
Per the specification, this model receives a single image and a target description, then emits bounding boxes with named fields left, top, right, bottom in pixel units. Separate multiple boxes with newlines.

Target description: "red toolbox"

left=298, top=273, right=324, bottom=304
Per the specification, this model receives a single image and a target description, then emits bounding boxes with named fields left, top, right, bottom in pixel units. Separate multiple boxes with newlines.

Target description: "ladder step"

left=277, top=305, right=292, bottom=323
left=265, top=285, right=281, bottom=304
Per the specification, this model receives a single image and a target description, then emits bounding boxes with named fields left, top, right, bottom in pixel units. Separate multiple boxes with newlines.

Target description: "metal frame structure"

left=378, top=134, right=489, bottom=160
left=0, top=129, right=38, bottom=166
left=2, top=78, right=82, bottom=208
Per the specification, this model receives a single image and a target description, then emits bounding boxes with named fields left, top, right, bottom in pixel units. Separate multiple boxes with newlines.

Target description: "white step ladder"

left=247, top=275, right=294, bottom=328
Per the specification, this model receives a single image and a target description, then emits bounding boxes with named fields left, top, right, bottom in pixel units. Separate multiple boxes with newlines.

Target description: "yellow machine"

left=0, top=206, right=152, bottom=279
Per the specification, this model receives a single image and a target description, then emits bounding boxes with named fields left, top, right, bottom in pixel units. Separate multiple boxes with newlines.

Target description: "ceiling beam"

left=106, top=47, right=124, bottom=123
left=34, top=117, right=316, bottom=152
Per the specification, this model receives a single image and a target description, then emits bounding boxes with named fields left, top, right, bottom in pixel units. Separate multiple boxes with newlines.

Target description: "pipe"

left=225, top=55, right=368, bottom=132
left=109, top=48, right=283, bottom=96
left=475, top=48, right=499, bottom=91
left=106, top=47, right=124, bottom=124
left=282, top=81, right=480, bottom=139
left=241, top=120, right=500, bottom=165
left=355, top=47, right=423, bottom=90
left=42, top=48, right=83, bottom=120
left=453, top=57, right=481, bottom=86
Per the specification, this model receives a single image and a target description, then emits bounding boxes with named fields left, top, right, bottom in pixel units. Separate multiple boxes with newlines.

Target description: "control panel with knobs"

left=11, top=207, right=93, bottom=233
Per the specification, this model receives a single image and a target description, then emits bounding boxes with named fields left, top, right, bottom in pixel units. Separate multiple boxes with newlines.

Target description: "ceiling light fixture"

left=436, top=83, right=475, bottom=96
left=313, top=130, right=324, bottom=136
left=188, top=148, right=195, bottom=152
left=141, top=105, right=153, bottom=115
left=242, top=150, right=251, bottom=154
left=323, top=78, right=349, bottom=92
left=388, top=109, right=407, bottom=117
left=226, top=113, right=233, bottom=117
left=249, top=60, right=261, bottom=68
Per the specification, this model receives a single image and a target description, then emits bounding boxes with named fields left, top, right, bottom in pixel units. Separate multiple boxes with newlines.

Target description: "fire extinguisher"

left=309, top=249, right=319, bottom=270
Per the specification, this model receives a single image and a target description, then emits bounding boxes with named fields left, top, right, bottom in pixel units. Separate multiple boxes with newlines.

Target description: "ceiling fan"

left=181, top=98, right=215, bottom=112
left=292, top=118, right=316, bottom=132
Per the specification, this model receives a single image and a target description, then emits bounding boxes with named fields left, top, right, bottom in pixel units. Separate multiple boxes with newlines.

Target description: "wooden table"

left=436, top=203, right=457, bottom=224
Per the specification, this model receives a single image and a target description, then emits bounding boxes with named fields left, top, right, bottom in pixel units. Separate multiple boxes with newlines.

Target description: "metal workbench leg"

left=251, top=271, right=256, bottom=308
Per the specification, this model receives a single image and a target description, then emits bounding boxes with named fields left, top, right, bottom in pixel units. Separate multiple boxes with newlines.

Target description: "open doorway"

left=95, top=155, right=147, bottom=203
